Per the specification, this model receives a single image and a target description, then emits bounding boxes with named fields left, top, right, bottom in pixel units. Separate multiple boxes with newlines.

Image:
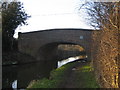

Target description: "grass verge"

left=75, top=64, right=100, bottom=88
left=27, top=62, right=99, bottom=88
left=27, top=62, right=75, bottom=88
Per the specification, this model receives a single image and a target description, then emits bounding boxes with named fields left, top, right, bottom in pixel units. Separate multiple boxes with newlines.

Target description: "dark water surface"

left=2, top=55, right=86, bottom=89
left=2, top=60, right=57, bottom=89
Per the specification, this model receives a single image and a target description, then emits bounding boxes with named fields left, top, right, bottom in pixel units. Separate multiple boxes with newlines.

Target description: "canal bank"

left=27, top=61, right=100, bottom=88
left=2, top=51, right=58, bottom=88
left=2, top=51, right=36, bottom=66
left=2, top=51, right=87, bottom=88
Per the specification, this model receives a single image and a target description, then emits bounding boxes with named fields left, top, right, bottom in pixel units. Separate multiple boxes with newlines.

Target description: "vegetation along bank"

left=27, top=61, right=100, bottom=88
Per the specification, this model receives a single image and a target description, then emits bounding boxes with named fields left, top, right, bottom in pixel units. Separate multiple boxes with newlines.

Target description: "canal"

left=2, top=55, right=87, bottom=89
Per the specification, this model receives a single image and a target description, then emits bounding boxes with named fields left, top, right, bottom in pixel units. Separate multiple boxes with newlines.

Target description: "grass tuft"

left=76, top=64, right=100, bottom=88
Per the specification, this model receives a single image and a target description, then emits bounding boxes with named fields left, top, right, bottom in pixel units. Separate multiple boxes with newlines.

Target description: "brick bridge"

left=18, top=28, right=94, bottom=61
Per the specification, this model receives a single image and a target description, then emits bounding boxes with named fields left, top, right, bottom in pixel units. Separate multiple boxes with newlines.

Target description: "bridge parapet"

left=18, top=28, right=94, bottom=61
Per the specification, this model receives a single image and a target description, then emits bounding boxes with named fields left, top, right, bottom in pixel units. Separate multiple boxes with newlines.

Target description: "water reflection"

left=58, top=55, right=87, bottom=68
left=12, top=80, right=17, bottom=89
left=2, top=60, right=57, bottom=89
left=2, top=55, right=87, bottom=89
left=2, top=65, right=17, bottom=89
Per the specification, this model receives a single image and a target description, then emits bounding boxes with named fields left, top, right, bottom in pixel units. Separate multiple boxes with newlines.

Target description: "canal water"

left=2, top=60, right=57, bottom=89
left=2, top=55, right=87, bottom=89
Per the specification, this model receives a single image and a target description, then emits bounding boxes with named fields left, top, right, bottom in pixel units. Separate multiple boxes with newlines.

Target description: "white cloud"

left=20, top=0, right=80, bottom=15
left=14, top=0, right=93, bottom=38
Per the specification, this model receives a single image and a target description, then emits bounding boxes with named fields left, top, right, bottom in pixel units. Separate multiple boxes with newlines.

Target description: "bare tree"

left=79, top=1, right=120, bottom=88
left=82, top=2, right=120, bottom=30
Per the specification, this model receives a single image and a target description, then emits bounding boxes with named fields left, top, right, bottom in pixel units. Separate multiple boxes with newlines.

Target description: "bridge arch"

left=35, top=42, right=87, bottom=61
left=18, top=28, right=93, bottom=61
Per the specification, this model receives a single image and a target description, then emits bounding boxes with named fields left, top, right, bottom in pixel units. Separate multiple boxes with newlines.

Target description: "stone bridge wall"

left=18, top=29, right=93, bottom=61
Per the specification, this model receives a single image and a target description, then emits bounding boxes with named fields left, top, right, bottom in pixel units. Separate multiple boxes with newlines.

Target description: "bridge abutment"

left=18, top=29, right=93, bottom=62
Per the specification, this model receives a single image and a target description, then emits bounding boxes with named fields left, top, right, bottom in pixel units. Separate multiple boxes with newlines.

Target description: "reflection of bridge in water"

left=18, top=28, right=94, bottom=62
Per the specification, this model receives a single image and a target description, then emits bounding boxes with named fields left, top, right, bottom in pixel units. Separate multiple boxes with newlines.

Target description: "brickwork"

left=18, top=28, right=93, bottom=61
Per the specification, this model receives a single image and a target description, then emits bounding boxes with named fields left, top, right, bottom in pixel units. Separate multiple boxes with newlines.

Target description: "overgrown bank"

left=27, top=61, right=99, bottom=88
left=92, top=29, right=119, bottom=88
left=83, top=2, right=119, bottom=88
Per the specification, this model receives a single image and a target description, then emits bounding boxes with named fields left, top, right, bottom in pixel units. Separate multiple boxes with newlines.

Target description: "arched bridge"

left=18, top=28, right=94, bottom=61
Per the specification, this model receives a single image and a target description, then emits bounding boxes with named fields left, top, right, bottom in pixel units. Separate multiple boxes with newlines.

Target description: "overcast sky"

left=14, top=0, right=93, bottom=38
